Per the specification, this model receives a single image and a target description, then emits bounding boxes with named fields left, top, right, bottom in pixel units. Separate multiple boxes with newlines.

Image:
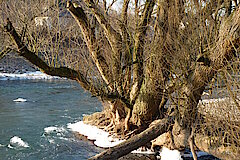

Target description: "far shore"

left=0, top=52, right=37, bottom=74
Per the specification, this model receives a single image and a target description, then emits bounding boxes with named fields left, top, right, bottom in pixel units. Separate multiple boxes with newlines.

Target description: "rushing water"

left=0, top=79, right=103, bottom=160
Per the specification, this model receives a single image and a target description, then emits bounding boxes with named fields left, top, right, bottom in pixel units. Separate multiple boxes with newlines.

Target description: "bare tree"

left=1, top=0, right=240, bottom=159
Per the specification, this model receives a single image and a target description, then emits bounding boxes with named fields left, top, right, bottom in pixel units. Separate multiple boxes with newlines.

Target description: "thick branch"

left=4, top=18, right=127, bottom=103
left=179, top=6, right=240, bottom=111
left=154, top=0, right=169, bottom=40
left=4, top=19, right=91, bottom=91
left=130, top=0, right=156, bottom=103
left=83, top=0, right=122, bottom=51
left=67, top=1, right=113, bottom=90
left=177, top=6, right=240, bottom=150
left=191, top=8, right=240, bottom=90
left=89, top=117, right=171, bottom=160
left=120, top=0, right=132, bottom=95
left=121, top=0, right=130, bottom=35
left=83, top=0, right=122, bottom=79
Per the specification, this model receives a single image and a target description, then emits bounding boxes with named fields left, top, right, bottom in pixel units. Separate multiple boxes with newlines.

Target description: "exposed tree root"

left=83, top=110, right=112, bottom=128
left=82, top=107, right=135, bottom=139
left=124, top=108, right=132, bottom=131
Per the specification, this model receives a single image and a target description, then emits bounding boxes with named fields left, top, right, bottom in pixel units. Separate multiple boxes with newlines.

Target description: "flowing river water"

left=0, top=73, right=222, bottom=160
left=0, top=79, right=103, bottom=160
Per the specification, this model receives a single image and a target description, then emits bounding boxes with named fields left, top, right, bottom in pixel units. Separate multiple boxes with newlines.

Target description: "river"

left=0, top=79, right=103, bottom=160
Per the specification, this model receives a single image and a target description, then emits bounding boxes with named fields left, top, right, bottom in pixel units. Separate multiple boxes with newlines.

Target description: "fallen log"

left=89, top=117, right=171, bottom=160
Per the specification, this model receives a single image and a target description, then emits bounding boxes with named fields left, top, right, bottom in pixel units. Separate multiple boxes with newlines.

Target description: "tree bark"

left=130, top=0, right=156, bottom=103
left=67, top=1, right=113, bottom=90
left=83, top=0, right=122, bottom=88
left=120, top=0, right=131, bottom=96
left=131, top=80, right=163, bottom=126
left=173, top=6, right=240, bottom=159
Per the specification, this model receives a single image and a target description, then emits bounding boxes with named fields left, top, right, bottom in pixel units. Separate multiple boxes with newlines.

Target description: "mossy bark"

left=131, top=81, right=162, bottom=127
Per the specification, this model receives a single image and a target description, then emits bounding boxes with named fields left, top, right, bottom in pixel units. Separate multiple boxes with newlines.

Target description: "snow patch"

left=44, top=126, right=66, bottom=134
left=48, top=139, right=55, bottom=144
left=131, top=148, right=155, bottom=154
left=43, top=126, right=67, bottom=139
left=160, top=147, right=183, bottom=160
left=7, top=144, right=14, bottom=149
left=0, top=71, right=62, bottom=80
left=9, top=136, right=29, bottom=148
left=67, top=121, right=125, bottom=148
left=43, top=126, right=69, bottom=144
left=13, top=98, right=27, bottom=102
left=94, top=138, right=125, bottom=148
left=200, top=97, right=227, bottom=104
left=67, top=121, right=214, bottom=159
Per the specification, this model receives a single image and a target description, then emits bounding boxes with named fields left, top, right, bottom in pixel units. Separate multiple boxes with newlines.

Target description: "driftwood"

left=89, top=118, right=240, bottom=160
left=89, top=118, right=171, bottom=160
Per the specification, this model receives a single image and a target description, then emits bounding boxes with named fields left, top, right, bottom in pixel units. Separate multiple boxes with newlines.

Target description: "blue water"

left=0, top=79, right=103, bottom=160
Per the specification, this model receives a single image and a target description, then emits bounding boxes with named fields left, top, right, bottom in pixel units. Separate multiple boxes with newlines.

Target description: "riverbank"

left=0, top=52, right=37, bottom=73
left=0, top=53, right=221, bottom=160
left=68, top=120, right=220, bottom=160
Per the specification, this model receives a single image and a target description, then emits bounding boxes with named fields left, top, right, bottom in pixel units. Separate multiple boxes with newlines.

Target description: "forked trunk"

left=131, top=79, right=163, bottom=127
